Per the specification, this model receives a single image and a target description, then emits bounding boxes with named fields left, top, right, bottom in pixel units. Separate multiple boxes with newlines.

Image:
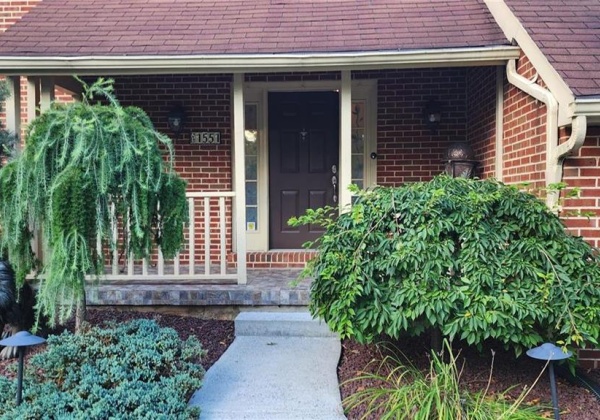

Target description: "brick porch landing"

left=86, top=269, right=311, bottom=307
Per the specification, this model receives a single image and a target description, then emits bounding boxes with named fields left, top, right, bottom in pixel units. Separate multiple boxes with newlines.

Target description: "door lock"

left=331, top=175, right=338, bottom=203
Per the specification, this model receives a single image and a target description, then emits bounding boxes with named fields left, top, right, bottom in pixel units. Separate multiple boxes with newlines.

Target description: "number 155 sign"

left=191, top=132, right=221, bottom=144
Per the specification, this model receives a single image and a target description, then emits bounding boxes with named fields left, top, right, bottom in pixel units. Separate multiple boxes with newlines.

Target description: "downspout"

left=549, top=115, right=587, bottom=207
left=506, top=60, right=586, bottom=208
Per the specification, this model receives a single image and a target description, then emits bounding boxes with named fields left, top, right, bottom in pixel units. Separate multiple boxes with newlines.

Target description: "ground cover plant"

left=291, top=176, right=600, bottom=356
left=0, top=78, right=188, bottom=328
left=0, top=319, right=205, bottom=419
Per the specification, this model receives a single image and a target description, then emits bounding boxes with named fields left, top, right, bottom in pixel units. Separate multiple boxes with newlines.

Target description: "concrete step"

left=235, top=311, right=337, bottom=338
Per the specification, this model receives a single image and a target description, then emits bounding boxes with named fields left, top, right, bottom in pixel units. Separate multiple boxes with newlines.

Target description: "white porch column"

left=40, top=77, right=55, bottom=111
left=26, top=77, right=37, bottom=123
left=5, top=76, right=21, bottom=144
left=232, top=73, right=247, bottom=284
left=26, top=77, right=42, bottom=259
left=339, top=70, right=353, bottom=212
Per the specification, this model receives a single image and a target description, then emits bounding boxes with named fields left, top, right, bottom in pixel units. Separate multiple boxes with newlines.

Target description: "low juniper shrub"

left=0, top=319, right=205, bottom=419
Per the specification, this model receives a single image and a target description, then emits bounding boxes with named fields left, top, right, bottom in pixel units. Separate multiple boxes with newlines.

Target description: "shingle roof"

left=0, top=0, right=508, bottom=57
left=505, top=0, right=600, bottom=97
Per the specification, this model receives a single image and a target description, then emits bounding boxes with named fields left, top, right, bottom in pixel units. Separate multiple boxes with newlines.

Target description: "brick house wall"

left=502, top=53, right=547, bottom=188
left=467, top=66, right=497, bottom=179
left=355, top=68, right=468, bottom=185
left=562, top=126, right=600, bottom=248
left=0, top=0, right=40, bottom=33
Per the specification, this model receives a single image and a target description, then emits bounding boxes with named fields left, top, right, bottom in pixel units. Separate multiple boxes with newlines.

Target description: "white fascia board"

left=485, top=0, right=575, bottom=126
left=571, top=98, right=600, bottom=125
left=0, top=46, right=520, bottom=76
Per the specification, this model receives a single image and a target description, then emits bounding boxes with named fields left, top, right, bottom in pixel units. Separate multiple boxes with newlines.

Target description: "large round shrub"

left=293, top=176, right=600, bottom=355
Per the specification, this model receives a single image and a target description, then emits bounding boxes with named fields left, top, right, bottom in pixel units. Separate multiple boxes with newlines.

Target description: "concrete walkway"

left=189, top=311, right=346, bottom=420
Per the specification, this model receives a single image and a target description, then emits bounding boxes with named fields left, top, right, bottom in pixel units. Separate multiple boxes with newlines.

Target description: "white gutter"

left=0, top=46, right=520, bottom=75
left=506, top=59, right=587, bottom=208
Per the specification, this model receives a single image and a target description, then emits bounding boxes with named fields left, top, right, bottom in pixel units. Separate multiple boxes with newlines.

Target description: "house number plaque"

left=191, top=132, right=221, bottom=144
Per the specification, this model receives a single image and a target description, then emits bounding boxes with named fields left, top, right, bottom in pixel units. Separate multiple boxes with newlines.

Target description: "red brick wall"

left=467, top=66, right=497, bottom=179
left=502, top=53, right=547, bottom=188
left=0, top=0, right=40, bottom=33
left=355, top=68, right=468, bottom=185
left=562, top=126, right=600, bottom=247
left=111, top=74, right=233, bottom=264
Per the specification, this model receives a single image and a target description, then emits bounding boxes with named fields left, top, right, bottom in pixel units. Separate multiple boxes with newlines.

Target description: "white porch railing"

left=99, top=191, right=241, bottom=284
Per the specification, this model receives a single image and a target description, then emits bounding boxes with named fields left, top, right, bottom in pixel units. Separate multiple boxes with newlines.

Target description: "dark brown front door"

left=269, top=91, right=339, bottom=249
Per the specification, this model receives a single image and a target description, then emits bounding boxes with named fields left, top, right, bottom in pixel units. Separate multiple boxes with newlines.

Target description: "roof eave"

left=0, top=46, right=520, bottom=76
left=571, top=98, right=600, bottom=126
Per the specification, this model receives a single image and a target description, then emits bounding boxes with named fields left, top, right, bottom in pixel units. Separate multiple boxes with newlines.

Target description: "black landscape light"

left=526, top=343, right=572, bottom=420
left=0, top=331, right=45, bottom=405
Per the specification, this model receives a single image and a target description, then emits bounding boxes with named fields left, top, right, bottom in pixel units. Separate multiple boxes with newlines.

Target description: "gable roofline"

left=0, top=46, right=520, bottom=76
left=485, top=0, right=600, bottom=126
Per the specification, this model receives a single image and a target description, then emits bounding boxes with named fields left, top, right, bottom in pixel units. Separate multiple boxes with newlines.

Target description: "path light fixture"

left=526, top=342, right=572, bottom=420
left=167, top=104, right=186, bottom=136
left=0, top=331, right=46, bottom=405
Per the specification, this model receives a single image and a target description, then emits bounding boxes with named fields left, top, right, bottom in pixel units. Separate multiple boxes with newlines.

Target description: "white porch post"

left=5, top=76, right=21, bottom=144
left=40, top=77, right=54, bottom=111
left=339, top=70, right=353, bottom=213
left=25, top=77, right=43, bottom=259
left=26, top=77, right=37, bottom=122
left=232, top=73, right=247, bottom=284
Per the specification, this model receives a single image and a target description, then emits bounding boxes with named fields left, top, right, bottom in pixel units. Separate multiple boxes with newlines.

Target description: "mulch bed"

left=1, top=309, right=599, bottom=419
left=338, top=335, right=600, bottom=419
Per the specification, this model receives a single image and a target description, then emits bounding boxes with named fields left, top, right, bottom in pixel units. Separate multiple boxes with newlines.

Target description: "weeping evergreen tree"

left=0, top=78, right=188, bottom=328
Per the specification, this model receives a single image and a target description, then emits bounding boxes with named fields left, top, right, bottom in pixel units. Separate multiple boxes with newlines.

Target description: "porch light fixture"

left=423, top=99, right=442, bottom=134
left=444, top=142, right=478, bottom=179
left=0, top=331, right=46, bottom=405
left=167, top=104, right=186, bottom=136
left=527, top=343, right=572, bottom=420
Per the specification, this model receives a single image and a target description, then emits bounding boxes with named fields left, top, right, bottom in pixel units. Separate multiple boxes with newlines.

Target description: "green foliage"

left=343, top=341, right=546, bottom=419
left=0, top=319, right=204, bottom=419
left=0, top=78, right=188, bottom=325
left=291, top=176, right=600, bottom=355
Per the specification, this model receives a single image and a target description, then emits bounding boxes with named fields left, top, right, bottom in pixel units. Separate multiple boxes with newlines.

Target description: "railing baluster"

left=188, top=197, right=195, bottom=275
left=111, top=204, right=118, bottom=275
left=204, top=197, right=211, bottom=275
left=158, top=248, right=164, bottom=276
left=219, top=196, right=226, bottom=275
left=174, top=253, right=180, bottom=276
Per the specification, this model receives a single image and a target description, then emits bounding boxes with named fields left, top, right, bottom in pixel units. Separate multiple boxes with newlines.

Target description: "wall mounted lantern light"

left=424, top=100, right=442, bottom=134
left=445, top=142, right=479, bottom=179
left=167, top=104, right=186, bottom=136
